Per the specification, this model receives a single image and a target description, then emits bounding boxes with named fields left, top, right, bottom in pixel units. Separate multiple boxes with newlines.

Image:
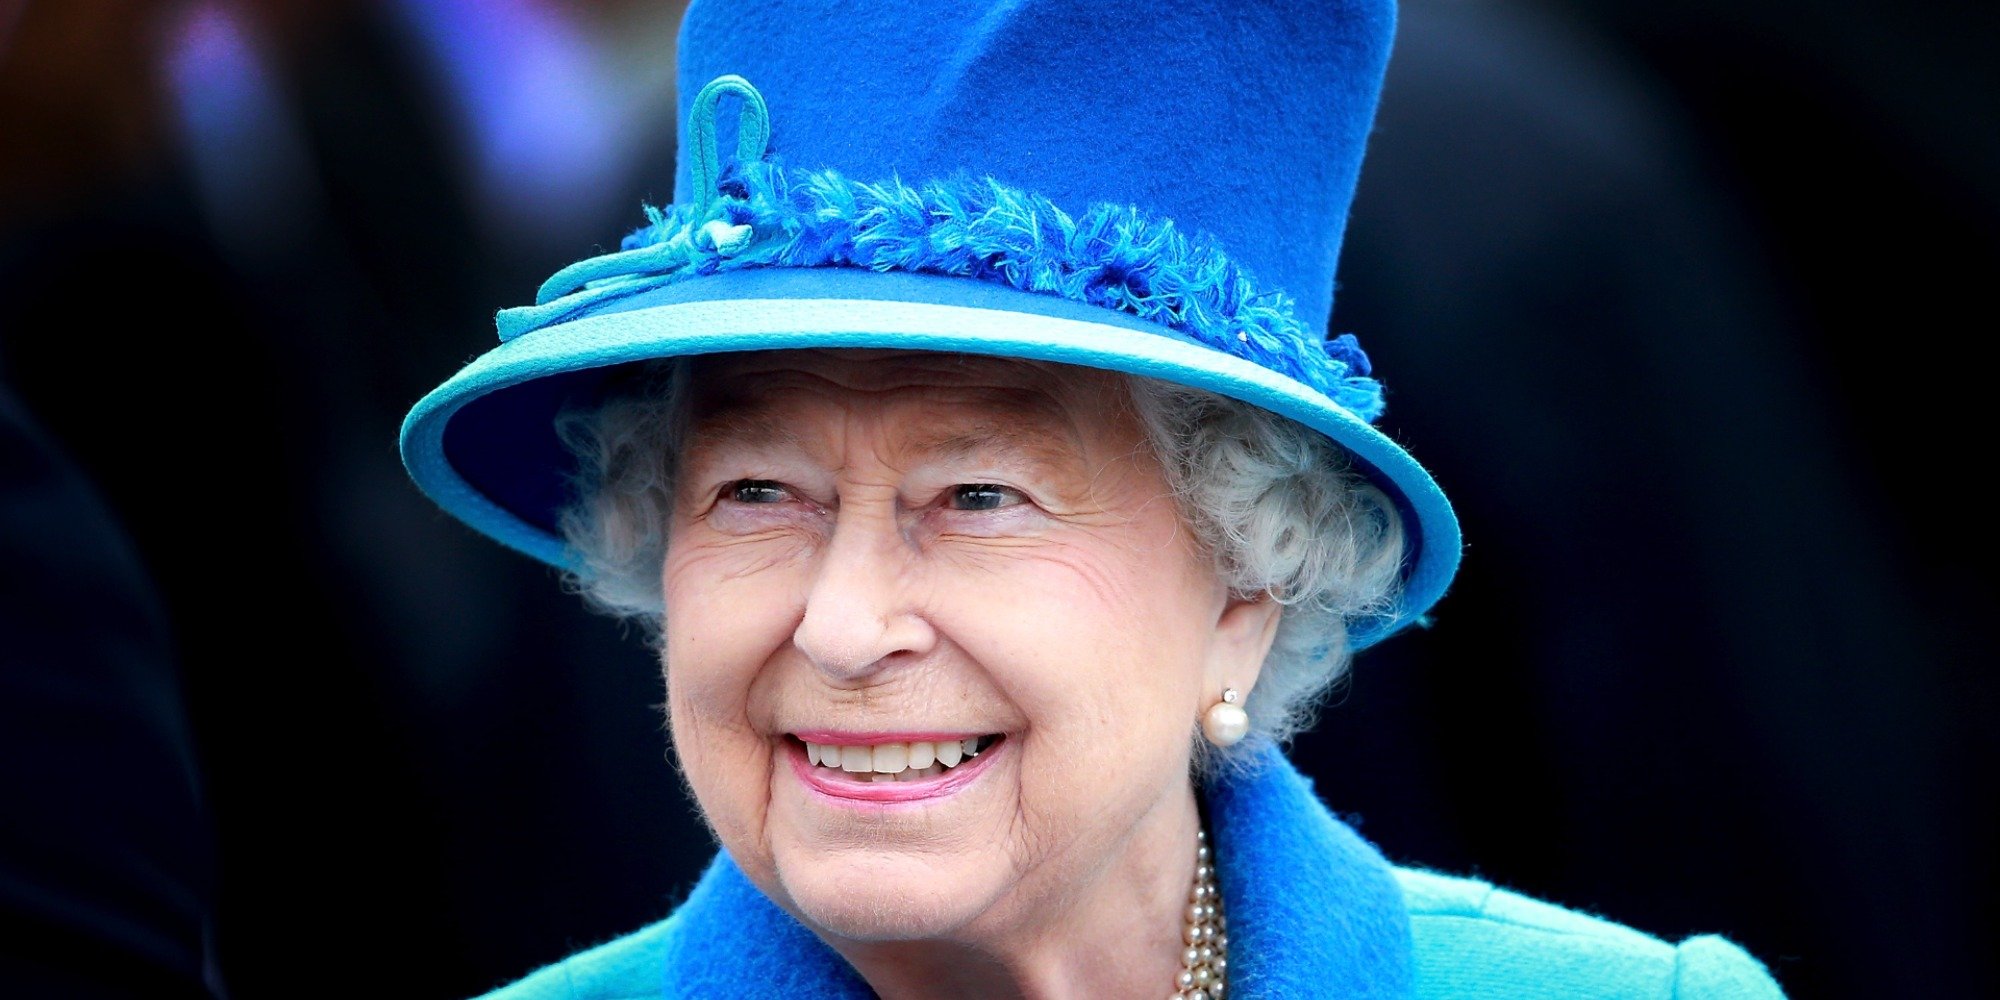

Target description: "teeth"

left=800, top=738, right=992, bottom=777
left=871, top=744, right=908, bottom=774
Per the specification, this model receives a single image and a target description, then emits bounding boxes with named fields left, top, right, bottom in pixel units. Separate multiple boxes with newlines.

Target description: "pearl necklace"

left=1172, top=828, right=1228, bottom=1000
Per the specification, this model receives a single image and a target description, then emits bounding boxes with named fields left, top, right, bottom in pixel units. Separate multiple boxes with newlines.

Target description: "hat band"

left=495, top=158, right=1386, bottom=422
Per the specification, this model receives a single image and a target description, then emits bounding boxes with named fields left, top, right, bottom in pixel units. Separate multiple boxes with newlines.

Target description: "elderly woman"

left=402, top=1, right=1786, bottom=997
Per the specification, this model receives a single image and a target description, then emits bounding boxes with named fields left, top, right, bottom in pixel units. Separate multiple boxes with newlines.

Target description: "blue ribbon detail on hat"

left=494, top=76, right=1387, bottom=424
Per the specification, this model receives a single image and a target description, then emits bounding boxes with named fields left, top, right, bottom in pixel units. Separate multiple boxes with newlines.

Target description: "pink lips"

left=787, top=734, right=1004, bottom=805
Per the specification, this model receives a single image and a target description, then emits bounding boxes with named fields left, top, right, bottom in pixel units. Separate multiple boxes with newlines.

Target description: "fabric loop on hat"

left=687, top=74, right=771, bottom=215
left=531, top=237, right=688, bottom=309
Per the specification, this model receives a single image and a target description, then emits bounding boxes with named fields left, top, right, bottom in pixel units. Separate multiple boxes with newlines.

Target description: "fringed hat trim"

left=498, top=157, right=1387, bottom=422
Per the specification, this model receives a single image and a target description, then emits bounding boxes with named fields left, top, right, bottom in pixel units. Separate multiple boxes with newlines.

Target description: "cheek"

left=940, top=518, right=1220, bottom=756
left=935, top=545, right=1211, bottom=879
left=663, top=532, right=809, bottom=690
left=661, top=536, right=806, bottom=850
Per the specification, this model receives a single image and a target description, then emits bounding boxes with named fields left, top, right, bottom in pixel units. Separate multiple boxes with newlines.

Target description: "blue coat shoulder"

left=1395, top=867, right=1785, bottom=999
left=471, top=914, right=674, bottom=1000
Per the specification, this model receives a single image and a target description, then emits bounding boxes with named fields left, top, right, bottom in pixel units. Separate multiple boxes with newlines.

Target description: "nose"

left=793, top=503, right=937, bottom=683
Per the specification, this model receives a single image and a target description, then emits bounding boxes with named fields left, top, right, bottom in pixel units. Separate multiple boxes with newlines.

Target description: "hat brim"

left=400, top=267, right=1458, bottom=649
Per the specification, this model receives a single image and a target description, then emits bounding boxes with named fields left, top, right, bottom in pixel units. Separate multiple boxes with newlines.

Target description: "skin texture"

left=661, top=348, right=1281, bottom=999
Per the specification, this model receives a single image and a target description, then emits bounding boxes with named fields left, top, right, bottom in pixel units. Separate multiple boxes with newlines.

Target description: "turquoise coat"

left=478, top=744, right=1784, bottom=998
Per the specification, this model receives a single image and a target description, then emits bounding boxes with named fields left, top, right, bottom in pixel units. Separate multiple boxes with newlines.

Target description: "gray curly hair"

left=554, top=355, right=1406, bottom=768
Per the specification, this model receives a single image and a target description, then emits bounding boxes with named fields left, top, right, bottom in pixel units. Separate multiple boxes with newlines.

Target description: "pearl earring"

left=1202, top=688, right=1250, bottom=747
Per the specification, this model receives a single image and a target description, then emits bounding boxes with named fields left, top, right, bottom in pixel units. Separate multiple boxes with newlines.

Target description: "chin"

left=770, top=845, right=1004, bottom=942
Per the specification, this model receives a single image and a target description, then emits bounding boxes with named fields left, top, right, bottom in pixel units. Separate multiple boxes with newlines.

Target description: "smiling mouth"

left=792, top=735, right=1003, bottom=783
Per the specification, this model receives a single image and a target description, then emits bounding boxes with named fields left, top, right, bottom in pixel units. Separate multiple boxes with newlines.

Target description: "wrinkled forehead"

left=690, top=348, right=1102, bottom=399
left=683, top=349, right=1126, bottom=455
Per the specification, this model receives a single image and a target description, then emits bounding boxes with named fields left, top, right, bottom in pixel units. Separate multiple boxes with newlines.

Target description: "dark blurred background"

left=1, top=1, right=1992, bottom=996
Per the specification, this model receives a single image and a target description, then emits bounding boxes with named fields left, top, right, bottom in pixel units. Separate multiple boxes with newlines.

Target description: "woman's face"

left=661, top=348, right=1277, bottom=944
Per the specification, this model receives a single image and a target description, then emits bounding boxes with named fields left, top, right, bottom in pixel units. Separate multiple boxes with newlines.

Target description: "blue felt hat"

left=401, top=0, right=1459, bottom=648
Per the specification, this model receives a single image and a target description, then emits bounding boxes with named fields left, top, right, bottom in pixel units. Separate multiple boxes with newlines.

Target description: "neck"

left=832, top=783, right=1204, bottom=1000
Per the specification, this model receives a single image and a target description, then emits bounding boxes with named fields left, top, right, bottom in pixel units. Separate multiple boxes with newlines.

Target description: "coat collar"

left=1205, top=741, right=1415, bottom=997
left=657, top=743, right=1414, bottom=998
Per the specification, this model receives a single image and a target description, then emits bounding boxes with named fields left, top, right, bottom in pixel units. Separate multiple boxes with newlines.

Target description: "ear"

left=1204, top=589, right=1283, bottom=699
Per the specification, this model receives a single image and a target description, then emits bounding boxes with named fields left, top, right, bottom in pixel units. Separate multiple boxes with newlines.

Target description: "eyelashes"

left=946, top=484, right=1026, bottom=512
left=727, top=479, right=795, bottom=505
left=707, top=479, right=1035, bottom=531
left=718, top=480, right=1026, bottom=510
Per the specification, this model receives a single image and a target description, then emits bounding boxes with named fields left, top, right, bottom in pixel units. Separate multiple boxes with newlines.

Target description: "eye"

left=727, top=479, right=792, bottom=504
left=948, top=483, right=1025, bottom=511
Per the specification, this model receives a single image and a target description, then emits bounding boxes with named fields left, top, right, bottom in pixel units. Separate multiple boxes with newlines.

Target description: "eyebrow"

left=682, top=407, right=803, bottom=458
left=910, top=418, right=1083, bottom=470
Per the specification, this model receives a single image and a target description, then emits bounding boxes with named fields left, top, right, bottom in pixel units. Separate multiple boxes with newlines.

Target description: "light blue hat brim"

left=400, top=268, right=1459, bottom=649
